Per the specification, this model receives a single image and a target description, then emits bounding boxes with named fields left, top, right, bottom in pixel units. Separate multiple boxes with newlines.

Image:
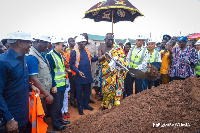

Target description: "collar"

left=53, top=49, right=61, bottom=56
left=8, top=47, right=23, bottom=59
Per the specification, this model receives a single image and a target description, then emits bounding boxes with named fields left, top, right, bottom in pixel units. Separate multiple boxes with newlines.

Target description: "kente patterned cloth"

left=100, top=44, right=128, bottom=109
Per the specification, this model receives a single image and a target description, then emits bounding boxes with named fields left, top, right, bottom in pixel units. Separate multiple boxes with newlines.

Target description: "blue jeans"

left=135, top=78, right=148, bottom=94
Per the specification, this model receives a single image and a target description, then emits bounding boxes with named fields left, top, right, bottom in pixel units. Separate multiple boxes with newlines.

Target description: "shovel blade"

left=128, top=68, right=147, bottom=79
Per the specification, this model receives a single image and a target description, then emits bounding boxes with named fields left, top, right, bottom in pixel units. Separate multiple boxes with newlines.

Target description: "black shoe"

left=53, top=125, right=67, bottom=131
left=70, top=101, right=77, bottom=108
left=61, top=120, right=70, bottom=125
left=79, top=110, right=84, bottom=115
left=84, top=106, right=94, bottom=111
left=89, top=99, right=95, bottom=104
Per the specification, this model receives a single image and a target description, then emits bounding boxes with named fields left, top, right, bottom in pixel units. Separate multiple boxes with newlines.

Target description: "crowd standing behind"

left=0, top=31, right=200, bottom=132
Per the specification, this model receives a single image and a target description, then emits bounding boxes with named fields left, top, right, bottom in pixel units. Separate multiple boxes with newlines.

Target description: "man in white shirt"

left=146, top=39, right=162, bottom=89
left=125, top=36, right=148, bottom=95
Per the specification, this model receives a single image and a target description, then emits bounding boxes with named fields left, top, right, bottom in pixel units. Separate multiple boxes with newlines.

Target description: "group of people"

left=123, top=34, right=200, bottom=99
left=0, top=31, right=200, bottom=132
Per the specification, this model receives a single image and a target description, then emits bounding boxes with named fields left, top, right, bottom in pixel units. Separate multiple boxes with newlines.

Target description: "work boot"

left=89, top=99, right=95, bottom=104
left=84, top=106, right=94, bottom=111
left=70, top=101, right=77, bottom=108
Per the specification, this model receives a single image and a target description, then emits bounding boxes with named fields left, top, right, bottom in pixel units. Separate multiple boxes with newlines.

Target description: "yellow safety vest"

left=195, top=51, right=200, bottom=76
left=129, top=46, right=147, bottom=68
left=49, top=50, right=66, bottom=87
left=148, top=49, right=159, bottom=63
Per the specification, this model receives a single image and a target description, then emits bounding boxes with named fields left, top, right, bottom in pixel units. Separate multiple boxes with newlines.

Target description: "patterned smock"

left=100, top=44, right=128, bottom=109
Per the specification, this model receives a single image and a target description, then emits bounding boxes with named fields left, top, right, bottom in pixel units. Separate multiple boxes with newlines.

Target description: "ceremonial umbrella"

left=188, top=33, right=200, bottom=40
left=83, top=0, right=144, bottom=34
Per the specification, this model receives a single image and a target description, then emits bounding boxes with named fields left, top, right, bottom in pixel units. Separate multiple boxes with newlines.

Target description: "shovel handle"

left=105, top=52, right=136, bottom=77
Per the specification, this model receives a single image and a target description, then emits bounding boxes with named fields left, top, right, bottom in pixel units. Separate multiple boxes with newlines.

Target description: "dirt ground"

left=46, top=84, right=136, bottom=132
left=65, top=78, right=200, bottom=133
left=46, top=89, right=103, bottom=132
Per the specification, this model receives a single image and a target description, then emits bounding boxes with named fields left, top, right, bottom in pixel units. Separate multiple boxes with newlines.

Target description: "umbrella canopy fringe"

left=84, top=6, right=144, bottom=17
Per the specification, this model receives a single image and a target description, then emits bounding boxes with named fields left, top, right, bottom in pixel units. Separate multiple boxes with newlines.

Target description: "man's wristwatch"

left=7, top=118, right=14, bottom=123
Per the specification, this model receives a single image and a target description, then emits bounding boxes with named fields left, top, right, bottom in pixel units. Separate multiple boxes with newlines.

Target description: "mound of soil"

left=66, top=77, right=200, bottom=133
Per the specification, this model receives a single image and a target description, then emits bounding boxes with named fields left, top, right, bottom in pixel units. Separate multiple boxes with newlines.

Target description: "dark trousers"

left=0, top=122, right=31, bottom=133
left=40, top=97, right=50, bottom=118
left=124, top=73, right=148, bottom=95
left=171, top=76, right=187, bottom=81
left=75, top=83, right=91, bottom=111
left=161, top=74, right=170, bottom=84
left=124, top=73, right=135, bottom=96
left=148, top=78, right=160, bottom=89
left=69, top=73, right=76, bottom=102
left=135, top=78, right=148, bottom=94
left=18, top=122, right=32, bottom=133
left=50, top=91, right=64, bottom=127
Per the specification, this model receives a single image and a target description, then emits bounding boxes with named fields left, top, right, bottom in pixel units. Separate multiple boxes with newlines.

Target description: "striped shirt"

left=169, top=46, right=198, bottom=78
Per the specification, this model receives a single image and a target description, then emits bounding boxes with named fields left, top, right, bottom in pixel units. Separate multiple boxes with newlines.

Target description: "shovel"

left=105, top=52, right=147, bottom=79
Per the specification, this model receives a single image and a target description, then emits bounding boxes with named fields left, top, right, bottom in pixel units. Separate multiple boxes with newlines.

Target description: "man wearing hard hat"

left=46, top=37, right=70, bottom=131
left=195, top=40, right=200, bottom=78
left=70, top=35, right=98, bottom=115
left=126, top=35, right=148, bottom=95
left=147, top=38, right=162, bottom=89
left=0, top=31, right=40, bottom=132
left=0, top=41, right=6, bottom=54
left=26, top=34, right=54, bottom=119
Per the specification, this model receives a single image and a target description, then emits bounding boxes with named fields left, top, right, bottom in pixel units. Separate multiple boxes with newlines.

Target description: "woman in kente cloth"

left=100, top=44, right=128, bottom=109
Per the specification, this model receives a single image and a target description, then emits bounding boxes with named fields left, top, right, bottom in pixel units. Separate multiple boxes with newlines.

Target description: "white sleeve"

left=157, top=53, right=162, bottom=63
left=127, top=50, right=131, bottom=63
left=135, top=53, right=149, bottom=71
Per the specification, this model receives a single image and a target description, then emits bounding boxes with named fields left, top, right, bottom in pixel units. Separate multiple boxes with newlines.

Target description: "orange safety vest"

left=62, top=50, right=76, bottom=78
left=74, top=48, right=91, bottom=75
left=29, top=91, right=48, bottom=133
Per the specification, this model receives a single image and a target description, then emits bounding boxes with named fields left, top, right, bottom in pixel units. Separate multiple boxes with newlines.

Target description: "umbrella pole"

left=112, top=10, right=113, bottom=34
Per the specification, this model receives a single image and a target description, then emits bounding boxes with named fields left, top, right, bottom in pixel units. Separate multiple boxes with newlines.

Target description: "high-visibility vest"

left=195, top=51, right=200, bottom=76
left=62, top=50, right=76, bottom=78
left=148, top=49, right=159, bottom=63
left=49, top=50, right=66, bottom=87
left=73, top=48, right=91, bottom=75
left=129, top=46, right=147, bottom=68
left=29, top=91, right=48, bottom=133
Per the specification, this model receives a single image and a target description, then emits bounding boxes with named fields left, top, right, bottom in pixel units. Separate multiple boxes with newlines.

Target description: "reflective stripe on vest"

left=74, top=48, right=91, bottom=69
left=130, top=46, right=147, bottom=68
left=148, top=49, right=159, bottom=63
left=63, top=51, right=76, bottom=77
left=195, top=51, right=200, bottom=75
left=29, top=91, right=48, bottom=133
left=49, top=50, right=66, bottom=87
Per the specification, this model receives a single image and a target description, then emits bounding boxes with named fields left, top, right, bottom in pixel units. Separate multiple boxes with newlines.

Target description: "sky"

left=0, top=0, right=200, bottom=41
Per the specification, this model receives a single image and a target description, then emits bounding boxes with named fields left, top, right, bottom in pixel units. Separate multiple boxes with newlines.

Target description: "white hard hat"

left=148, top=38, right=156, bottom=43
left=33, top=33, right=51, bottom=43
left=51, top=37, right=65, bottom=44
left=136, top=35, right=146, bottom=40
left=76, top=35, right=87, bottom=43
left=194, top=39, right=200, bottom=45
left=7, top=31, right=34, bottom=43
